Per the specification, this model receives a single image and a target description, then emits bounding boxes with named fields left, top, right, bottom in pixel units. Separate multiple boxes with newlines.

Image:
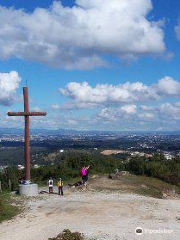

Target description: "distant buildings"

left=130, top=152, right=153, bottom=158
left=33, top=164, right=40, bottom=169
left=17, top=165, right=25, bottom=170
left=163, top=153, right=173, bottom=161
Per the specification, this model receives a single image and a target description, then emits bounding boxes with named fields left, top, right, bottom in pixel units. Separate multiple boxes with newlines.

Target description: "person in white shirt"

left=48, top=177, right=53, bottom=194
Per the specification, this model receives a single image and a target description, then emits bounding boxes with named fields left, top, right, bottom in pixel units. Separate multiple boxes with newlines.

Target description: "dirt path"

left=0, top=184, right=180, bottom=240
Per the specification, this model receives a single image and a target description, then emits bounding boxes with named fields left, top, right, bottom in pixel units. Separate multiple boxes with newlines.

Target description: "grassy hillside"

left=90, top=175, right=180, bottom=199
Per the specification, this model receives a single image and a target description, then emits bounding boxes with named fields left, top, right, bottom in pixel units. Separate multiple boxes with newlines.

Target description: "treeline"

left=1, top=151, right=180, bottom=191
left=0, top=153, right=124, bottom=191
left=126, top=154, right=180, bottom=186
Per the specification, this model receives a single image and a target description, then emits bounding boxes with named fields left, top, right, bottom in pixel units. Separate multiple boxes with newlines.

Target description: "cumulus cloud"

left=139, top=102, right=180, bottom=122
left=0, top=71, right=21, bottom=106
left=59, top=81, right=159, bottom=104
left=155, top=76, right=180, bottom=96
left=97, top=104, right=138, bottom=123
left=33, top=101, right=180, bottom=130
left=0, top=0, right=165, bottom=69
left=156, top=102, right=180, bottom=120
left=2, top=100, right=180, bottom=131
left=57, top=76, right=180, bottom=130
left=59, top=76, right=180, bottom=107
left=96, top=101, right=180, bottom=128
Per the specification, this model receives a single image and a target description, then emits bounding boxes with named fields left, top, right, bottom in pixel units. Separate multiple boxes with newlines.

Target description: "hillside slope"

left=0, top=176, right=180, bottom=240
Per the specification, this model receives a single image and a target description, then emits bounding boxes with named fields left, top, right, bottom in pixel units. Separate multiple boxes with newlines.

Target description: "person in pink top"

left=81, top=165, right=90, bottom=184
left=81, top=166, right=86, bottom=184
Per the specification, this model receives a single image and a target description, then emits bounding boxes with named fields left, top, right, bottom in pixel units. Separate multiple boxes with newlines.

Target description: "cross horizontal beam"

left=7, top=112, right=47, bottom=117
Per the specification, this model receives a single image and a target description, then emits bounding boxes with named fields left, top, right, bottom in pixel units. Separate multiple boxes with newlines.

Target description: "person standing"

left=48, top=177, right=53, bottom=194
left=81, top=165, right=90, bottom=185
left=84, top=165, right=90, bottom=185
left=58, top=178, right=64, bottom=196
left=81, top=166, right=86, bottom=184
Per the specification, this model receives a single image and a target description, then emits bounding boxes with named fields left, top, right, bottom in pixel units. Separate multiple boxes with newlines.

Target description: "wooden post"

left=8, top=179, right=11, bottom=192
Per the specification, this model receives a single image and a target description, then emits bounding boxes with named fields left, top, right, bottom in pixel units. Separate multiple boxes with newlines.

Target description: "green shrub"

left=127, top=155, right=180, bottom=186
left=48, top=229, right=84, bottom=240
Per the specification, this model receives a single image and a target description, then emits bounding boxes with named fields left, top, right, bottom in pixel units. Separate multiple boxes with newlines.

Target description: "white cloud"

left=60, top=76, right=180, bottom=107
left=96, top=101, right=180, bottom=129
left=156, top=102, right=180, bottom=120
left=0, top=0, right=165, bottom=69
left=59, top=81, right=158, bottom=104
left=2, top=100, right=180, bottom=131
left=156, top=76, right=180, bottom=96
left=139, top=102, right=180, bottom=122
left=121, top=104, right=137, bottom=114
left=0, top=71, right=21, bottom=106
left=175, top=22, right=180, bottom=41
left=97, top=104, right=137, bottom=123
left=98, top=108, right=117, bottom=122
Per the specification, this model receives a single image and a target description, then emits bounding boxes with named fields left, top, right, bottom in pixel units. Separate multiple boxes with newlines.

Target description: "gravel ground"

left=0, top=186, right=180, bottom=240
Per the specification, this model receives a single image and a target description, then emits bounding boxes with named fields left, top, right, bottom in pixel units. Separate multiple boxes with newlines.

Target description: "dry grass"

left=89, top=174, right=180, bottom=199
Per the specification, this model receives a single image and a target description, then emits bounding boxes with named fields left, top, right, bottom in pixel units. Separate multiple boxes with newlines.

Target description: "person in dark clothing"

left=85, top=167, right=89, bottom=182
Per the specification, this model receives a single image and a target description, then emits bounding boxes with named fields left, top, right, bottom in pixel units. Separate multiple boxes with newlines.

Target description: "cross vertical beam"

left=24, top=87, right=30, bottom=181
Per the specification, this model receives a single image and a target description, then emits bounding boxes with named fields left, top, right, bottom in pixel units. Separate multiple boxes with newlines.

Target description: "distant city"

left=1, top=128, right=180, bottom=171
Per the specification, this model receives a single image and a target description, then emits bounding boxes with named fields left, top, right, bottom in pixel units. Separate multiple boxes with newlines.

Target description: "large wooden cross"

left=7, top=87, right=47, bottom=182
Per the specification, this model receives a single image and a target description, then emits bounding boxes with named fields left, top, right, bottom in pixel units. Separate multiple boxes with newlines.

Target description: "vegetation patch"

left=127, top=155, right=180, bottom=187
left=0, top=192, right=19, bottom=222
left=90, top=175, right=179, bottom=199
left=48, top=229, right=84, bottom=240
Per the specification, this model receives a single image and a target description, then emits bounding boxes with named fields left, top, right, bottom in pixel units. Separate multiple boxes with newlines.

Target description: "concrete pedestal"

left=19, top=184, right=38, bottom=196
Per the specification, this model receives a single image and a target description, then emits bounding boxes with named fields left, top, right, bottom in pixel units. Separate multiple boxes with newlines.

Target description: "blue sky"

left=0, top=0, right=180, bottom=131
